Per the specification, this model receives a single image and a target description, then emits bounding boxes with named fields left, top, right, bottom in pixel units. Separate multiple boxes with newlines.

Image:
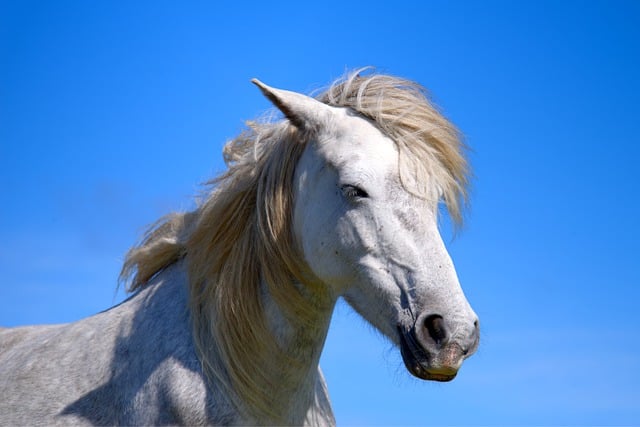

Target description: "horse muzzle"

left=397, top=313, right=479, bottom=382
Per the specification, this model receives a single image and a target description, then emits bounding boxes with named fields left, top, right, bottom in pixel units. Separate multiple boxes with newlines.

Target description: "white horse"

left=0, top=70, right=479, bottom=426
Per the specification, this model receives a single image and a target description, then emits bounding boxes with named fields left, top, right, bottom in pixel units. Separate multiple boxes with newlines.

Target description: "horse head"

left=254, top=78, right=479, bottom=382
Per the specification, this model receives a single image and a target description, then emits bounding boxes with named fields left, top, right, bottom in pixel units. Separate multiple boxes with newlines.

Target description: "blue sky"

left=1, top=1, right=639, bottom=425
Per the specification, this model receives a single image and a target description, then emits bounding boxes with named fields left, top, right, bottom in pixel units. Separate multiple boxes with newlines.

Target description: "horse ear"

left=251, top=78, right=332, bottom=130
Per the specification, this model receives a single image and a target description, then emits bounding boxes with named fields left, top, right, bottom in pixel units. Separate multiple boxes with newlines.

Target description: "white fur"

left=0, top=72, right=478, bottom=426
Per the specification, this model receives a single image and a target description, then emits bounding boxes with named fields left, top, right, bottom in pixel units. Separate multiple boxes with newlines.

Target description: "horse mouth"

left=397, top=325, right=460, bottom=382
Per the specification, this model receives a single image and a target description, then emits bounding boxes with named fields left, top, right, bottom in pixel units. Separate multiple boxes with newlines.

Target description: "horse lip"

left=397, top=325, right=461, bottom=382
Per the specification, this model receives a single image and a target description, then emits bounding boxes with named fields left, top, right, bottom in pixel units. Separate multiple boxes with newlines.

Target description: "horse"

left=0, top=69, right=479, bottom=426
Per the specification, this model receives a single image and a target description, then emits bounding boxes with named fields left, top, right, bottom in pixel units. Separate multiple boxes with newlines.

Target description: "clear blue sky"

left=2, top=1, right=639, bottom=425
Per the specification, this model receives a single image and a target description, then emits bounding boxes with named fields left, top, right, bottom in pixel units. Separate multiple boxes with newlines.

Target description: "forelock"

left=316, top=69, right=470, bottom=226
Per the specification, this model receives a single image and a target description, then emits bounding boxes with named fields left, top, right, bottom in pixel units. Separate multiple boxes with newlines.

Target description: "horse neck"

left=256, top=278, right=335, bottom=424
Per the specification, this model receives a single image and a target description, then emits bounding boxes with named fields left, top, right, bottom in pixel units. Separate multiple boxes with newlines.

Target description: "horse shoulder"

left=0, top=319, right=118, bottom=425
left=0, top=264, right=226, bottom=425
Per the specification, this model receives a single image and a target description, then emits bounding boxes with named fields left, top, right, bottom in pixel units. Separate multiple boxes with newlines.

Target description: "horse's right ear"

left=251, top=79, right=333, bottom=131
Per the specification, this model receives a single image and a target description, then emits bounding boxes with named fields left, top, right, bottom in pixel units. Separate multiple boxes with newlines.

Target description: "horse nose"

left=401, top=313, right=479, bottom=381
left=416, top=313, right=479, bottom=354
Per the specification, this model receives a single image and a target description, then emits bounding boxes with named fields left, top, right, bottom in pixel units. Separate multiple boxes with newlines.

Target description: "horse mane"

left=120, top=68, right=469, bottom=423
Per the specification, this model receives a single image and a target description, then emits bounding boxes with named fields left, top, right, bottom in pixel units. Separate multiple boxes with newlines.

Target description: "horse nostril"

left=466, top=318, right=480, bottom=355
left=424, top=314, right=448, bottom=346
left=473, top=318, right=480, bottom=339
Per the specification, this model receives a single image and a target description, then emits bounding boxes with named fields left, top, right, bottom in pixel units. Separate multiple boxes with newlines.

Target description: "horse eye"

left=341, top=184, right=369, bottom=200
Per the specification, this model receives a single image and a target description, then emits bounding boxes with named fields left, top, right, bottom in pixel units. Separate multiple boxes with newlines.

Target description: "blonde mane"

left=121, top=69, right=469, bottom=423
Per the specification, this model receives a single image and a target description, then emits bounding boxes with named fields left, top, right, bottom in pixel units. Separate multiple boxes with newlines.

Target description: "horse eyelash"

left=341, top=184, right=369, bottom=199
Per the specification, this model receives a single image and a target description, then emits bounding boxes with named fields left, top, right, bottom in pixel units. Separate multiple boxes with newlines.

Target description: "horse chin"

left=405, top=362, right=458, bottom=382
left=398, top=326, right=461, bottom=382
